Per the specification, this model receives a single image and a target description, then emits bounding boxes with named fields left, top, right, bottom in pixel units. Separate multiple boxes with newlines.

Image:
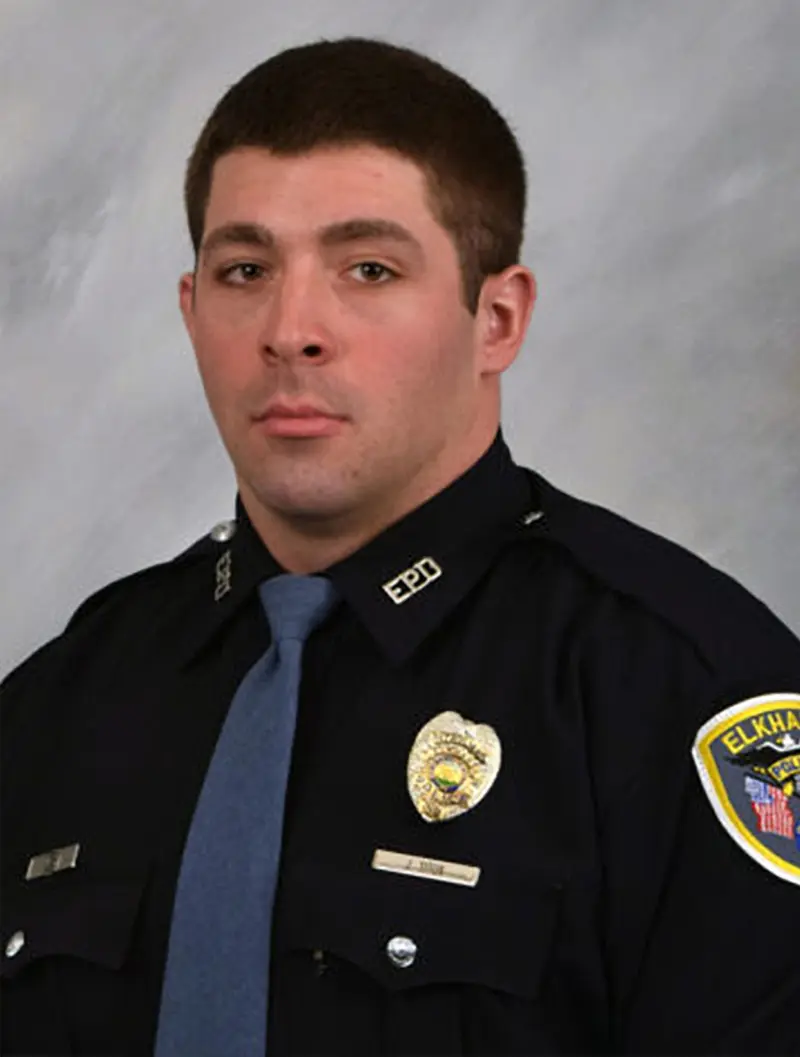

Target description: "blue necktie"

left=154, top=574, right=338, bottom=1057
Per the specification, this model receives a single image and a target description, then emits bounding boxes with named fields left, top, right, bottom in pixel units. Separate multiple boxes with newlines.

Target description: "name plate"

left=372, top=848, right=480, bottom=887
left=26, top=843, right=80, bottom=880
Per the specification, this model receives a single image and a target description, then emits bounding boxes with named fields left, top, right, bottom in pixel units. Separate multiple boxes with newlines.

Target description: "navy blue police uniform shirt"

left=2, top=431, right=799, bottom=1056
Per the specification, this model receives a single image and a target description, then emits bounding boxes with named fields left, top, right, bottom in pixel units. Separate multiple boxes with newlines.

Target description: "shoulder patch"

left=692, top=693, right=800, bottom=886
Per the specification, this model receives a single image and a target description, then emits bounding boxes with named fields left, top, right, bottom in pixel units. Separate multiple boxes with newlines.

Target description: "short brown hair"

left=184, top=36, right=527, bottom=316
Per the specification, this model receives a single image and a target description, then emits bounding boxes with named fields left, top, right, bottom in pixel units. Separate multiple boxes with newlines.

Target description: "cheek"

left=349, top=344, right=426, bottom=400
left=191, top=326, right=250, bottom=409
left=352, top=344, right=458, bottom=427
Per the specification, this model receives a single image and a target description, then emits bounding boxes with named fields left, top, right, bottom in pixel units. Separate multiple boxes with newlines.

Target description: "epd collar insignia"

left=408, top=711, right=501, bottom=823
left=693, top=692, right=800, bottom=886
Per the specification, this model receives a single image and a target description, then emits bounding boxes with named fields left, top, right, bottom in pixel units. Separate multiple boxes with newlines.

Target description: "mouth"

left=253, top=402, right=347, bottom=439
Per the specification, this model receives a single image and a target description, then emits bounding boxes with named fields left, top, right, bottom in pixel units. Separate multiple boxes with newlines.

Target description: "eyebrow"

left=200, top=218, right=425, bottom=261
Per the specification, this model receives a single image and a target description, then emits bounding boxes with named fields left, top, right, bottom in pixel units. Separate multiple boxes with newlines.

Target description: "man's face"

left=180, top=144, right=532, bottom=531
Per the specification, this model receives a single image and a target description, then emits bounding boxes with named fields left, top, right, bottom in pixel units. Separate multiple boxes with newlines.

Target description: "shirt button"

left=5, top=931, right=25, bottom=958
left=209, top=520, right=236, bottom=543
left=386, top=935, right=417, bottom=968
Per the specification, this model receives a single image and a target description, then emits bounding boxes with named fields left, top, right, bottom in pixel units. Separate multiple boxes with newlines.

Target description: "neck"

left=242, top=506, right=392, bottom=574
left=239, top=426, right=499, bottom=574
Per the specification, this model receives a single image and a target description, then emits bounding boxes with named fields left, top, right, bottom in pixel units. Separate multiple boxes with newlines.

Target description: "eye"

left=351, top=261, right=397, bottom=283
left=218, top=262, right=265, bottom=285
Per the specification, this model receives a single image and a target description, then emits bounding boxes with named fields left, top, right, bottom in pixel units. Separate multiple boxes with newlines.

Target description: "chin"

left=249, top=476, right=359, bottom=522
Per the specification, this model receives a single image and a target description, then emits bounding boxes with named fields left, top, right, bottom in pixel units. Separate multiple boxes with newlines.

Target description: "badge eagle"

left=692, top=692, right=800, bottom=886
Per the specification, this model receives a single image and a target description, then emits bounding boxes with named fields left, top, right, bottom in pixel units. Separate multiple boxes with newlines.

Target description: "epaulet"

left=524, top=469, right=800, bottom=673
left=62, top=529, right=218, bottom=634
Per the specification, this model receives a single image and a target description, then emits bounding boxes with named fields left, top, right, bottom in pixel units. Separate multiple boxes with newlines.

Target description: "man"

left=2, top=34, right=798, bottom=1057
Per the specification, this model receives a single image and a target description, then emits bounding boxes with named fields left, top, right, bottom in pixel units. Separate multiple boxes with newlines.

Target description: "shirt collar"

left=179, top=430, right=540, bottom=667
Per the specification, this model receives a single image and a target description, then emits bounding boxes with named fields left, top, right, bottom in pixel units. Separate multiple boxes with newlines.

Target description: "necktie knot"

left=258, top=574, right=337, bottom=644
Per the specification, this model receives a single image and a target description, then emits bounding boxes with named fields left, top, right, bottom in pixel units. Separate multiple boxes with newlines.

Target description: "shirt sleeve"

left=580, top=588, right=800, bottom=1055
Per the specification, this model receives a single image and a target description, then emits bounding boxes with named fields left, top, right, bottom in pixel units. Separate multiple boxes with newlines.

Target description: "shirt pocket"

left=273, top=860, right=562, bottom=1054
left=1, top=873, right=148, bottom=1056
left=1, top=878, right=144, bottom=979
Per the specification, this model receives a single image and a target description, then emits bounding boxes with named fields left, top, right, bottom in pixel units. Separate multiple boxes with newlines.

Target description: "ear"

left=178, top=270, right=197, bottom=345
left=476, top=265, right=537, bottom=377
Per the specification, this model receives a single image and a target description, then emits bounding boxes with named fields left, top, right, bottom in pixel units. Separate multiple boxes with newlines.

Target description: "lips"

left=254, top=402, right=346, bottom=438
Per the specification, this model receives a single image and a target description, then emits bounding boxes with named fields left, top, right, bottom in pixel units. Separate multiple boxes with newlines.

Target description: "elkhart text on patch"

left=693, top=693, right=800, bottom=886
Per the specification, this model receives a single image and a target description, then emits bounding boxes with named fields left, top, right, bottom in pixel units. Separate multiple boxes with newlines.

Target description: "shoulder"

left=0, top=521, right=229, bottom=697
left=61, top=530, right=221, bottom=632
left=524, top=468, right=800, bottom=677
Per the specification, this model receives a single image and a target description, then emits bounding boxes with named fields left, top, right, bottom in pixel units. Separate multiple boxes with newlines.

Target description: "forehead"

left=204, top=144, right=438, bottom=234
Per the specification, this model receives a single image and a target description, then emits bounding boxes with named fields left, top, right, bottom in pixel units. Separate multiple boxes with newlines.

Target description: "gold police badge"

left=692, top=692, right=800, bottom=886
left=407, top=711, right=501, bottom=823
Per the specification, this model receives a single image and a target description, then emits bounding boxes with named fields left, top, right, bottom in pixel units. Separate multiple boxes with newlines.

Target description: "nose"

left=257, top=264, right=334, bottom=367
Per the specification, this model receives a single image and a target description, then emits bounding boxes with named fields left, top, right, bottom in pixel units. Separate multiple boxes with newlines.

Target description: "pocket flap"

left=1, top=878, right=145, bottom=981
left=275, top=863, right=561, bottom=999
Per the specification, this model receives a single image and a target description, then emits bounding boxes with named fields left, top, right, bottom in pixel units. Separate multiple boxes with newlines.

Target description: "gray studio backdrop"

left=2, top=0, right=799, bottom=680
